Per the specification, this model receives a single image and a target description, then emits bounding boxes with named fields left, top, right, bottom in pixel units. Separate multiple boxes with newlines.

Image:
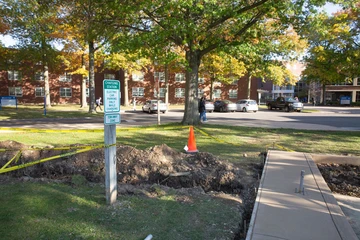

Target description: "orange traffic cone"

left=185, top=126, right=198, bottom=153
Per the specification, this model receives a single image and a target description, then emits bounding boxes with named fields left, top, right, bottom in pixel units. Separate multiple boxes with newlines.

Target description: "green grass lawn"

left=0, top=110, right=359, bottom=240
left=0, top=181, right=241, bottom=240
left=0, top=104, right=185, bottom=120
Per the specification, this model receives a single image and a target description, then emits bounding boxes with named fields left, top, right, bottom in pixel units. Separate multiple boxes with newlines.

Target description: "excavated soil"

left=317, top=163, right=360, bottom=198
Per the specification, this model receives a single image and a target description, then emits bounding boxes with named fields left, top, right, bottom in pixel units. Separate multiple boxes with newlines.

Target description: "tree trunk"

left=44, top=64, right=51, bottom=108
left=247, top=74, right=252, bottom=99
left=210, top=74, right=215, bottom=101
left=81, top=54, right=88, bottom=108
left=182, top=50, right=201, bottom=125
left=88, top=40, right=96, bottom=113
left=124, top=71, right=129, bottom=106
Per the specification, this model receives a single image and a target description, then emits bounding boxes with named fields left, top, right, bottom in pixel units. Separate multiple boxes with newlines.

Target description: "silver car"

left=142, top=100, right=167, bottom=113
left=205, top=101, right=214, bottom=113
left=236, top=99, right=258, bottom=112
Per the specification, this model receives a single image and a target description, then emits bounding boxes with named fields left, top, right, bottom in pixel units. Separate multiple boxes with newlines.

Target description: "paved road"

left=0, top=105, right=359, bottom=131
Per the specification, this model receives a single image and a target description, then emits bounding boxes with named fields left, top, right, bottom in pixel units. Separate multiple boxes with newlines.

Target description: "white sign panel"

left=103, top=80, right=120, bottom=113
left=104, top=113, right=121, bottom=125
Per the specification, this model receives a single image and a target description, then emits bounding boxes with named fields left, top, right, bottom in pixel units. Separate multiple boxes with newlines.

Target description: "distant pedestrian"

left=294, top=96, right=299, bottom=101
left=311, top=97, right=316, bottom=106
left=95, top=97, right=102, bottom=111
left=199, top=96, right=207, bottom=122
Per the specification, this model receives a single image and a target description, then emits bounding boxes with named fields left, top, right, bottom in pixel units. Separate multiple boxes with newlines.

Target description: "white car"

left=205, top=101, right=214, bottom=113
left=236, top=99, right=258, bottom=112
left=142, top=100, right=168, bottom=113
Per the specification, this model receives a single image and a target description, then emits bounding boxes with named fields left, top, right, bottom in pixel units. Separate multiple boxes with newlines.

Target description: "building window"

left=154, top=88, right=166, bottom=98
left=60, top=87, right=72, bottom=97
left=132, top=87, right=144, bottom=97
left=132, top=71, right=144, bottom=81
left=104, top=73, right=115, bottom=79
left=198, top=88, right=204, bottom=97
left=198, top=77, right=205, bottom=83
left=35, top=87, right=45, bottom=97
left=175, top=73, right=185, bottom=82
left=175, top=88, right=185, bottom=98
left=35, top=72, right=44, bottom=81
left=8, top=70, right=21, bottom=81
left=59, top=73, right=72, bottom=82
left=9, top=87, right=22, bottom=97
left=213, top=89, right=221, bottom=98
left=229, top=89, right=238, bottom=99
left=154, top=72, right=165, bottom=82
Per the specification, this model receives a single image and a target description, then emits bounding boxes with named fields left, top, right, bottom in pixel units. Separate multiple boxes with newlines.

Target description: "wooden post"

left=105, top=124, right=117, bottom=204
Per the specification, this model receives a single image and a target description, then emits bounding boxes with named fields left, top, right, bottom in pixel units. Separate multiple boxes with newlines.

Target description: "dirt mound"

left=0, top=141, right=261, bottom=196
left=317, top=163, right=360, bottom=197
left=0, top=140, right=28, bottom=149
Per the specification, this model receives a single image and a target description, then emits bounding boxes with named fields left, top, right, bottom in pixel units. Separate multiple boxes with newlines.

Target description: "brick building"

left=0, top=67, right=274, bottom=106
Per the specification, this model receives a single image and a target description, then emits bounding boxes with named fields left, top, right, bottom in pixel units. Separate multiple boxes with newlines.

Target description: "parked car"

left=236, top=99, right=258, bottom=112
left=266, top=97, right=303, bottom=112
left=142, top=100, right=168, bottom=113
left=205, top=101, right=214, bottom=113
left=214, top=100, right=237, bottom=112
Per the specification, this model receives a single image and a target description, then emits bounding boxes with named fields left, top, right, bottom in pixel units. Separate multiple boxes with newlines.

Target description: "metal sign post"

left=103, top=79, right=121, bottom=205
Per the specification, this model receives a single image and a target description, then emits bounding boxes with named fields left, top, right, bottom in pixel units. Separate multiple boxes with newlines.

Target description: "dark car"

left=214, top=100, right=237, bottom=112
left=267, top=97, right=304, bottom=112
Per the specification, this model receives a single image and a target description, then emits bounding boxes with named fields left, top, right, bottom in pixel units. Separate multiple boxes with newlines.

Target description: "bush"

left=350, top=102, right=360, bottom=107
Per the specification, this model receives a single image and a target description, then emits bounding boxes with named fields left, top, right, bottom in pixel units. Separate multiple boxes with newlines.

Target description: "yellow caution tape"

left=0, top=127, right=104, bottom=133
left=1, top=150, right=22, bottom=170
left=0, top=125, right=187, bottom=133
left=265, top=143, right=294, bottom=152
left=0, top=143, right=116, bottom=174
left=0, top=144, right=114, bottom=152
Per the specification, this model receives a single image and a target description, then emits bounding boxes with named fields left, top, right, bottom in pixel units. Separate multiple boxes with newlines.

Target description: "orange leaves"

left=0, top=17, right=9, bottom=34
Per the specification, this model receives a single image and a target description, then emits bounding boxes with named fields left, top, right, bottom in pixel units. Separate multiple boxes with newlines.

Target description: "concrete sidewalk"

left=246, top=150, right=358, bottom=240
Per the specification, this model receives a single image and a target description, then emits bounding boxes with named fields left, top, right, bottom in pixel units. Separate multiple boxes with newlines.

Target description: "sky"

left=0, top=2, right=342, bottom=48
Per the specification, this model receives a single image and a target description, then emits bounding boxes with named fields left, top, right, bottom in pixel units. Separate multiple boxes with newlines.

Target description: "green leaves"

left=302, top=2, right=360, bottom=84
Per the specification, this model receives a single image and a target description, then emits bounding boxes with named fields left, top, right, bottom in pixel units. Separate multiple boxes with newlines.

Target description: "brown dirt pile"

left=317, top=163, right=360, bottom=198
left=0, top=141, right=262, bottom=196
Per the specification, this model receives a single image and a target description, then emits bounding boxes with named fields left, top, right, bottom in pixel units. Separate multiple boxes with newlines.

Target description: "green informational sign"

left=103, top=80, right=120, bottom=113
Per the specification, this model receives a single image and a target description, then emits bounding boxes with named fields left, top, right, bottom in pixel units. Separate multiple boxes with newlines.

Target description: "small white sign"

left=104, top=113, right=121, bottom=125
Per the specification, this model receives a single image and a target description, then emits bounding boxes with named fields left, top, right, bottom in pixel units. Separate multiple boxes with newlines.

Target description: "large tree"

left=63, top=0, right=137, bottom=113
left=1, top=0, right=63, bottom=107
left=302, top=2, right=360, bottom=102
left=121, top=0, right=346, bottom=125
